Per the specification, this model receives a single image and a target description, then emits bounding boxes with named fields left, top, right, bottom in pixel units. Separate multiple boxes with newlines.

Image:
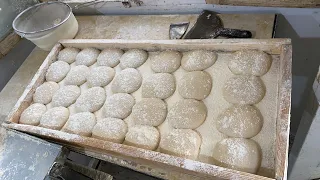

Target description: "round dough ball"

left=181, top=50, right=217, bottom=71
left=167, top=99, right=207, bottom=129
left=142, top=73, right=175, bottom=99
left=46, top=61, right=70, bottom=82
left=212, top=138, right=261, bottom=174
left=58, top=47, right=80, bottom=64
left=92, top=118, right=128, bottom=143
left=124, top=125, right=160, bottom=150
left=160, top=129, right=201, bottom=160
left=52, top=85, right=81, bottom=107
left=62, top=112, right=96, bottom=137
left=19, top=103, right=46, bottom=126
left=223, top=75, right=265, bottom=105
left=120, top=49, right=148, bottom=69
left=131, top=98, right=167, bottom=126
left=216, top=105, right=263, bottom=138
left=75, top=48, right=100, bottom=66
left=64, top=65, right=90, bottom=86
left=33, top=82, right=59, bottom=104
left=229, top=50, right=272, bottom=76
left=178, top=71, right=212, bottom=100
left=151, top=51, right=181, bottom=73
left=97, top=48, right=123, bottom=67
left=111, top=68, right=142, bottom=93
left=75, top=87, right=106, bottom=112
left=39, top=107, right=69, bottom=130
left=87, top=66, right=115, bottom=87
left=105, top=93, right=135, bottom=119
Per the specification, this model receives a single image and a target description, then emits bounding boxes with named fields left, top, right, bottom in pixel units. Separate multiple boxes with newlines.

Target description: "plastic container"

left=12, top=2, right=78, bottom=51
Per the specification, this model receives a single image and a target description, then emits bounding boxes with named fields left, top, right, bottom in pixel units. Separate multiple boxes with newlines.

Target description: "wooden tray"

left=3, top=39, right=292, bottom=180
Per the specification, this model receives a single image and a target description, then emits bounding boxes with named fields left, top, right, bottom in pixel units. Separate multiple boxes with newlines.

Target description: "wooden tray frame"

left=3, top=39, right=292, bottom=180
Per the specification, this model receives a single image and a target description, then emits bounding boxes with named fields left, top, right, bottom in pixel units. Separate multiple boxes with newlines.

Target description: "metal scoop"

left=184, top=10, right=252, bottom=39
left=169, top=22, right=189, bottom=39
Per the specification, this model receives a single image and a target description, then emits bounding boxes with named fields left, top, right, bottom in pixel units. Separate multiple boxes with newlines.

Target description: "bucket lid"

left=12, top=1, right=72, bottom=36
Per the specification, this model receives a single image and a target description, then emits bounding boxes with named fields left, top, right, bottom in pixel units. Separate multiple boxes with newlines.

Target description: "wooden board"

left=3, top=39, right=292, bottom=180
left=205, top=0, right=320, bottom=8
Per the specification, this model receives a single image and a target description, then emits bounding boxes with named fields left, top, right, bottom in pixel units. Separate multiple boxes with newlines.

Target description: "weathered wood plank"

left=206, top=0, right=320, bottom=8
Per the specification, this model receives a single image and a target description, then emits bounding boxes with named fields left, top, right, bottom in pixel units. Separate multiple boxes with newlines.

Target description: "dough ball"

left=120, top=49, right=148, bottom=69
left=75, top=87, right=106, bottom=112
left=46, top=61, right=70, bottom=82
left=97, top=48, right=123, bottom=67
left=75, top=48, right=100, bottom=66
left=178, top=71, right=212, bottom=100
left=39, top=107, right=69, bottom=130
left=58, top=47, right=80, bottom=64
left=52, top=85, right=81, bottom=107
left=223, top=75, right=265, bottom=105
left=105, top=93, right=135, bottom=119
left=151, top=51, right=181, bottom=73
left=131, top=98, right=167, bottom=126
left=64, top=65, right=90, bottom=86
left=33, top=81, right=59, bottom=104
left=87, top=66, right=115, bottom=87
left=212, top=138, right=261, bottom=174
left=124, top=125, right=160, bottom=150
left=181, top=50, right=217, bottom=71
left=92, top=118, right=128, bottom=143
left=62, top=112, right=96, bottom=137
left=229, top=50, right=272, bottom=76
left=216, top=105, right=263, bottom=138
left=160, top=129, right=201, bottom=160
left=19, top=103, right=46, bottom=126
left=111, top=68, right=142, bottom=93
left=142, top=73, right=175, bottom=99
left=167, top=99, right=207, bottom=129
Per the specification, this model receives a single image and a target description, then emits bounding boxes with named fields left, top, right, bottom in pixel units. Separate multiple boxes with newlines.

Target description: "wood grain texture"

left=275, top=45, right=292, bottom=180
left=4, top=39, right=292, bottom=180
left=205, top=0, right=320, bottom=8
left=0, top=32, right=21, bottom=57
left=59, top=39, right=290, bottom=54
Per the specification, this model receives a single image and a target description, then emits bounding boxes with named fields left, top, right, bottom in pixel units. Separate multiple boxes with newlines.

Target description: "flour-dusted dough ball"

left=39, top=107, right=69, bottom=130
left=213, top=138, right=262, bottom=174
left=33, top=82, right=59, bottom=104
left=92, top=118, right=128, bottom=143
left=160, top=129, right=201, bottom=160
left=19, top=103, right=46, bottom=126
left=216, top=105, right=263, bottom=138
left=58, top=47, right=80, bottom=64
left=63, top=112, right=96, bottom=137
left=46, top=61, right=70, bottom=82
left=87, top=66, right=115, bottom=87
left=131, top=98, right=167, bottom=126
left=75, top=48, right=100, bottom=66
left=111, top=68, right=142, bottom=93
left=75, top=87, right=106, bottom=112
left=178, top=71, right=212, bottom=100
left=105, top=93, right=135, bottom=119
left=229, top=50, right=272, bottom=76
left=223, top=75, right=265, bottom=105
left=52, top=85, right=81, bottom=107
left=167, top=99, right=207, bottom=129
left=151, top=51, right=181, bottom=73
left=120, top=49, right=148, bottom=69
left=124, top=125, right=160, bottom=150
left=181, top=50, right=217, bottom=71
left=97, top=48, right=124, bottom=67
left=142, top=73, right=175, bottom=99
left=64, top=65, right=90, bottom=86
